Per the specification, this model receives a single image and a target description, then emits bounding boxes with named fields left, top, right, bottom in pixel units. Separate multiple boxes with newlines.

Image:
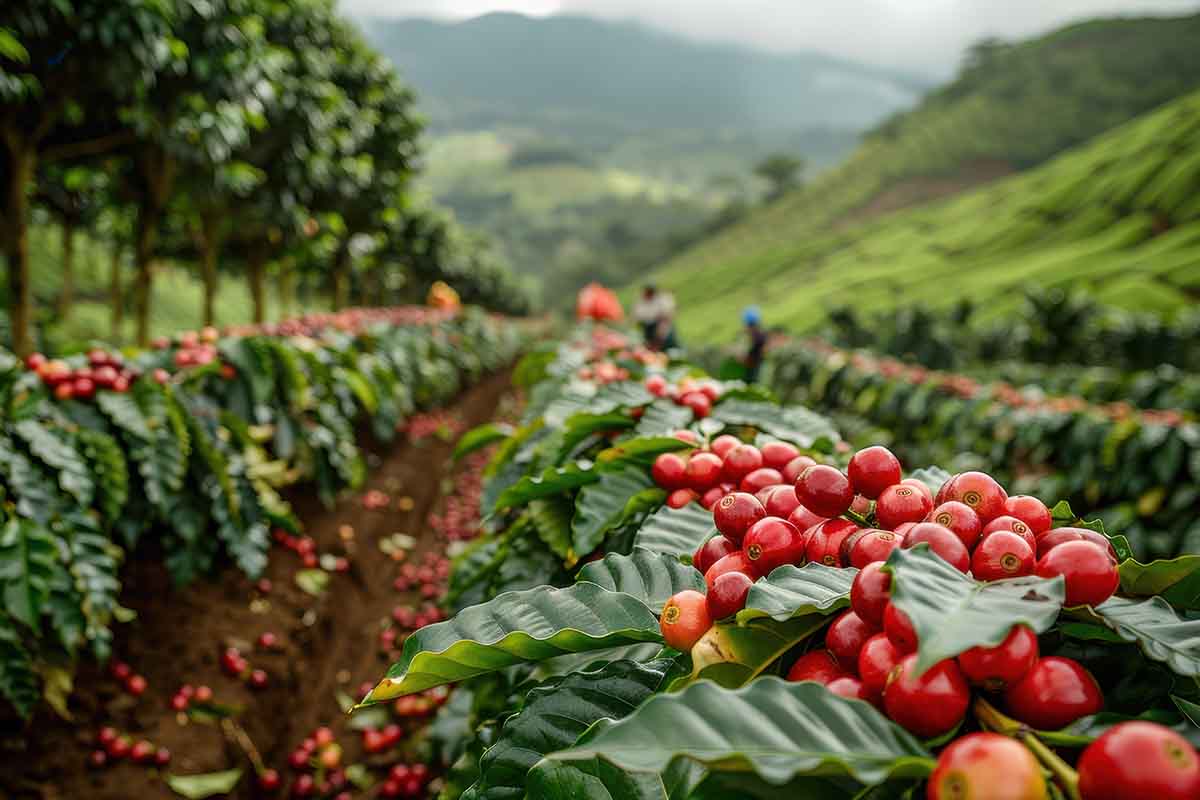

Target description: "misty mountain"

left=359, top=12, right=931, bottom=137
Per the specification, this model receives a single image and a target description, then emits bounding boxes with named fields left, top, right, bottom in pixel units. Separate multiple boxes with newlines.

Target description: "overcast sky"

left=343, top=0, right=1199, bottom=75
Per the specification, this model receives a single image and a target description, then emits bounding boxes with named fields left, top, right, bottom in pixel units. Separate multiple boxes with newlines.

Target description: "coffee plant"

left=361, top=324, right=1200, bottom=800
left=0, top=306, right=524, bottom=716
left=766, top=340, right=1200, bottom=561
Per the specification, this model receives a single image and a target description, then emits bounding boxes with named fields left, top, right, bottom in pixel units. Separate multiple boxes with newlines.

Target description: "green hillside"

left=644, top=89, right=1200, bottom=343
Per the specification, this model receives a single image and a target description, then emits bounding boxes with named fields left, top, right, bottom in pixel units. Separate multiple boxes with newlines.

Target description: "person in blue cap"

left=743, top=306, right=767, bottom=383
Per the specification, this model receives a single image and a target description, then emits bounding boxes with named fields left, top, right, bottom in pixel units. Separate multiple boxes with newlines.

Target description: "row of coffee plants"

left=0, top=307, right=524, bottom=716
left=765, top=340, right=1200, bottom=561
left=361, top=324, right=1200, bottom=800
left=962, top=360, right=1200, bottom=415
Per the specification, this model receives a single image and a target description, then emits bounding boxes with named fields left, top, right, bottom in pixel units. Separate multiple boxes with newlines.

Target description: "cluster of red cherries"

left=426, top=449, right=489, bottom=543
left=643, top=373, right=722, bottom=420
left=25, top=348, right=138, bottom=400
left=273, top=529, right=350, bottom=573
left=89, top=726, right=170, bottom=771
left=402, top=410, right=466, bottom=443
left=272, top=725, right=351, bottom=798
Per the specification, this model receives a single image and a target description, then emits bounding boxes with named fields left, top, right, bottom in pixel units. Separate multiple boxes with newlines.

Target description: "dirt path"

left=0, top=371, right=513, bottom=799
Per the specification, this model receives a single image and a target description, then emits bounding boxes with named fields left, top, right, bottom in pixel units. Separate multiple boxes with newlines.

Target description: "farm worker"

left=633, top=284, right=678, bottom=350
left=743, top=306, right=767, bottom=383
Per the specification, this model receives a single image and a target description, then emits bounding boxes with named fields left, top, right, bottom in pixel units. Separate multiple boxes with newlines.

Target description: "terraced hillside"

left=645, top=90, right=1200, bottom=343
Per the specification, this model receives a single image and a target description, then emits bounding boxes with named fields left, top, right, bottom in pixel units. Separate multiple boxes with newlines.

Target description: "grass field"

left=639, top=91, right=1200, bottom=343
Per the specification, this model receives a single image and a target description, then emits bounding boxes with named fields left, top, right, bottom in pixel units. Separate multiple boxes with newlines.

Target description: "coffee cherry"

left=1004, top=656, right=1103, bottom=730
left=927, top=501, right=982, bottom=551
left=721, top=444, right=764, bottom=483
left=850, top=562, right=891, bottom=628
left=957, top=625, right=1039, bottom=691
left=787, top=504, right=826, bottom=535
left=88, top=749, right=108, bottom=769
left=666, top=488, right=698, bottom=508
left=98, top=726, right=119, bottom=746
left=794, top=465, right=853, bottom=518
left=761, top=485, right=801, bottom=518
left=786, top=649, right=847, bottom=685
left=883, top=602, right=918, bottom=654
left=858, top=633, right=902, bottom=698
left=826, top=676, right=874, bottom=703
left=660, top=590, right=712, bottom=651
left=900, top=478, right=933, bottom=503
left=742, top=517, right=804, bottom=575
left=1037, top=527, right=1118, bottom=562
left=971, top=531, right=1035, bottom=581
left=740, top=467, right=783, bottom=494
left=706, top=571, right=753, bottom=620
left=941, top=471, right=1007, bottom=523
left=680, top=391, right=711, bottom=418
left=692, top=535, right=738, bottom=574
left=847, top=446, right=902, bottom=499
left=699, top=486, right=725, bottom=509
left=980, top=515, right=1037, bottom=553
left=884, top=655, right=970, bottom=738
left=849, top=530, right=901, bottom=569
left=782, top=455, right=817, bottom=484
left=760, top=441, right=800, bottom=471
left=194, top=685, right=214, bottom=703
left=875, top=483, right=933, bottom=530
left=652, top=453, right=689, bottom=490
left=709, top=434, right=741, bottom=458
left=903, top=523, right=970, bottom=572
left=1035, top=541, right=1118, bottom=607
left=1003, top=495, right=1052, bottom=535
left=685, top=452, right=723, bottom=491
left=712, top=492, right=766, bottom=544
left=825, top=610, right=877, bottom=669
left=927, top=733, right=1046, bottom=800
left=130, top=739, right=155, bottom=763
left=155, top=747, right=171, bottom=766
left=704, top=551, right=757, bottom=588
left=804, top=518, right=860, bottom=568
left=1077, top=721, right=1200, bottom=800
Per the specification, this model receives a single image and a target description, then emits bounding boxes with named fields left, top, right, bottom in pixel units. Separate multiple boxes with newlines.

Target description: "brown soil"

left=839, top=160, right=1015, bottom=228
left=0, top=371, right=513, bottom=799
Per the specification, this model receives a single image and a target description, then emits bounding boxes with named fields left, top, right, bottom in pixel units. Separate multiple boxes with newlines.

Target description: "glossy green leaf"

left=684, top=616, right=828, bottom=689
left=711, top=399, right=839, bottom=450
left=633, top=399, right=694, bottom=437
left=165, top=768, right=244, bottom=799
left=573, top=468, right=660, bottom=556
left=1089, top=595, right=1200, bottom=677
left=1118, top=555, right=1200, bottom=610
left=595, top=437, right=691, bottom=470
left=543, top=678, right=934, bottom=787
left=633, top=503, right=716, bottom=558
left=529, top=497, right=576, bottom=564
left=455, top=423, right=515, bottom=461
left=885, top=546, right=1065, bottom=673
left=0, top=519, right=57, bottom=631
left=1049, top=500, right=1133, bottom=562
left=363, top=583, right=663, bottom=702
left=560, top=412, right=638, bottom=458
left=738, top=563, right=857, bottom=623
left=466, top=659, right=669, bottom=800
left=577, top=548, right=706, bottom=611
left=493, top=463, right=599, bottom=512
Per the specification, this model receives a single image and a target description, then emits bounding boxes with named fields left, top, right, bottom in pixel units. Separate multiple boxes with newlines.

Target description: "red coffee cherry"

left=651, top=452, right=689, bottom=490
left=980, top=515, right=1037, bottom=553
left=660, top=590, right=712, bottom=651
left=712, top=492, right=766, bottom=545
left=1003, top=495, right=1052, bottom=535
left=971, top=530, right=1035, bottom=581
left=850, top=562, right=891, bottom=628
left=709, top=434, right=741, bottom=459
left=685, top=452, right=724, bottom=492
left=721, top=444, right=763, bottom=484
left=782, top=455, right=817, bottom=484
left=786, top=649, right=847, bottom=685
left=825, top=610, right=878, bottom=670
left=875, top=483, right=933, bottom=530
left=706, top=571, right=754, bottom=620
left=1035, top=540, right=1119, bottom=607
left=847, top=445, right=902, bottom=499
left=787, top=504, right=826, bottom=535
left=760, top=441, right=801, bottom=471
left=761, top=484, right=801, bottom=518
left=927, top=733, right=1047, bottom=800
left=804, top=518, right=860, bottom=568
left=743, top=517, right=805, bottom=575
left=883, top=602, right=918, bottom=654
left=858, top=632, right=902, bottom=698
left=849, top=529, right=901, bottom=569
left=903, top=522, right=970, bottom=573
left=826, top=676, right=874, bottom=703
left=1077, top=721, right=1200, bottom=800
left=740, top=467, right=784, bottom=495
left=666, top=488, right=698, bottom=508
left=704, top=551, right=757, bottom=590
left=883, top=655, right=970, bottom=739
left=940, top=471, right=1007, bottom=523
left=794, top=465, right=854, bottom=518
left=692, top=535, right=738, bottom=574
left=1004, top=656, right=1103, bottom=731
left=957, top=624, right=1039, bottom=691
left=926, top=501, right=982, bottom=551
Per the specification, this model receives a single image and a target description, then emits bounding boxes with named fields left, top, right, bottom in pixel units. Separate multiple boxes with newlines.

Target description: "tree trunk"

left=133, top=148, right=176, bottom=346
left=109, top=245, right=124, bottom=343
left=196, top=213, right=220, bottom=328
left=331, top=242, right=351, bottom=311
left=2, top=146, right=35, bottom=356
left=277, top=258, right=295, bottom=318
left=56, top=219, right=76, bottom=321
left=247, top=246, right=267, bottom=324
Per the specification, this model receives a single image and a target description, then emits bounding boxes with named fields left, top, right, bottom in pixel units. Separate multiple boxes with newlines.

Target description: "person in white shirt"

left=633, top=284, right=677, bottom=350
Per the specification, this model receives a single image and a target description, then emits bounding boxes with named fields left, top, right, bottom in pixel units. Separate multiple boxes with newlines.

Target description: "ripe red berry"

left=704, top=551, right=757, bottom=588
left=825, top=610, right=877, bottom=669
left=849, top=529, right=901, bottom=569
left=258, top=631, right=280, bottom=650
left=782, top=455, right=817, bottom=484
left=794, top=465, right=854, bottom=518
left=692, top=535, right=738, bottom=574
left=787, top=504, right=826, bottom=534
left=98, top=726, right=119, bottom=746
left=858, top=633, right=902, bottom=698
left=258, top=769, right=282, bottom=791
left=883, top=602, right=918, bottom=654
left=926, top=501, right=982, bottom=551
left=875, top=483, right=933, bottom=530
left=712, top=492, right=766, bottom=544
left=941, top=471, right=1007, bottom=523
left=761, top=485, right=801, bottom=518
left=652, top=453, right=689, bottom=490
left=722, top=444, right=764, bottom=484
left=804, top=518, right=860, bottom=568
left=155, top=747, right=171, bottom=766
left=660, top=590, right=712, bottom=651
left=194, top=685, right=213, bottom=703
left=826, top=676, right=874, bottom=703
left=971, top=530, right=1035, bottom=581
left=250, top=669, right=269, bottom=689
left=739, top=467, right=783, bottom=494
left=1004, top=656, right=1103, bottom=730
left=110, top=660, right=132, bottom=681
left=699, top=486, right=725, bottom=509
left=1003, top=495, right=1052, bottom=535
left=1077, top=721, right=1200, bottom=800
left=760, top=441, right=801, bottom=471
left=1038, top=527, right=1118, bottom=562
left=126, top=674, right=148, bottom=696
left=927, top=733, right=1046, bottom=800
left=672, top=429, right=699, bottom=444
left=1036, top=541, right=1118, bottom=607
left=742, top=517, right=804, bottom=575
left=680, top=391, right=711, bottom=418
left=293, top=774, right=315, bottom=796
left=786, top=649, right=847, bottom=685
left=685, top=452, right=723, bottom=491
left=709, top=434, right=741, bottom=459
left=903, top=522, right=970, bottom=572
left=957, top=625, right=1039, bottom=691
left=980, top=515, right=1037, bottom=553
left=88, top=749, right=108, bottom=769
left=666, top=488, right=698, bottom=508
left=900, top=478, right=933, bottom=503
left=170, top=693, right=190, bottom=711
left=131, top=739, right=155, bottom=763
left=883, top=655, right=970, bottom=738
left=850, top=562, right=891, bottom=627
left=107, top=735, right=132, bottom=760
left=847, top=446, right=902, bottom=499
left=706, top=571, right=754, bottom=620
